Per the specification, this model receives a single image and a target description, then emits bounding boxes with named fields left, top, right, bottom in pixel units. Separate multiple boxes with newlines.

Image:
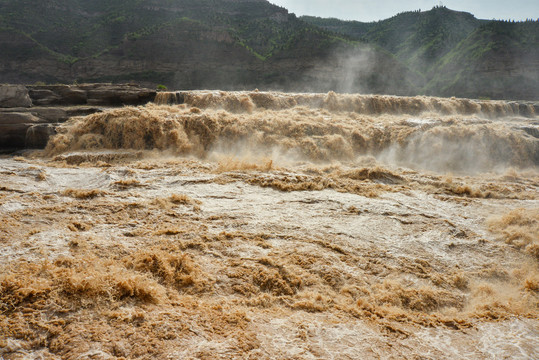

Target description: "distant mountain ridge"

left=302, top=6, right=539, bottom=99
left=0, top=0, right=417, bottom=95
left=0, top=1, right=537, bottom=99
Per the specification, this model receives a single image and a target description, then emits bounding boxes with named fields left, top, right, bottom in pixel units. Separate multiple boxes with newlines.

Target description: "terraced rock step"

left=0, top=84, right=156, bottom=150
left=27, top=83, right=156, bottom=106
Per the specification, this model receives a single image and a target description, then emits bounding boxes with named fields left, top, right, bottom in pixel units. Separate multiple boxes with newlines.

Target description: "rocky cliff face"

left=0, top=84, right=156, bottom=151
left=0, top=0, right=417, bottom=96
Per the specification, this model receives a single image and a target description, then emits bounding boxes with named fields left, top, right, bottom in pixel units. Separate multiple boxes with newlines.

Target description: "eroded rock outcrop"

left=27, top=83, right=156, bottom=106
left=0, top=85, right=32, bottom=108
left=0, top=83, right=156, bottom=150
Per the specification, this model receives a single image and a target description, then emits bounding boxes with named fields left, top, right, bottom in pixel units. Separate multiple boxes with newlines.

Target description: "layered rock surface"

left=0, top=84, right=156, bottom=150
left=0, top=85, right=32, bottom=108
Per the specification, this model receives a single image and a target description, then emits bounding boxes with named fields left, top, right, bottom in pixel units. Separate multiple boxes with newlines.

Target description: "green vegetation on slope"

left=302, top=6, right=539, bottom=99
left=427, top=20, right=539, bottom=99
left=0, top=0, right=341, bottom=62
left=300, top=16, right=374, bottom=39
left=0, top=1, right=537, bottom=99
left=0, top=0, right=416, bottom=95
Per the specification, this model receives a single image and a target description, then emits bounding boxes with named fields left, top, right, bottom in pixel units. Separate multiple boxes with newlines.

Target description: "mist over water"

left=1, top=90, right=538, bottom=359
left=48, top=90, right=539, bottom=174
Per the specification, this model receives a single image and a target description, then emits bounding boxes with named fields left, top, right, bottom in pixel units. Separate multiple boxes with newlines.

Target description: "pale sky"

left=269, top=0, right=539, bottom=22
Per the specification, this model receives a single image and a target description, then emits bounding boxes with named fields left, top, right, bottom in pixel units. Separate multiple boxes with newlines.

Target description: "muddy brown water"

left=1, top=91, right=538, bottom=359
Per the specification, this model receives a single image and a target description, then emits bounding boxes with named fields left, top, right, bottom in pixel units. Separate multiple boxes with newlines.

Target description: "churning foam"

left=46, top=91, right=539, bottom=174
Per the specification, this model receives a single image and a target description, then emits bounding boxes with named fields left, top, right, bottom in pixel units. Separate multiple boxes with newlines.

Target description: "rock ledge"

left=0, top=83, right=156, bottom=150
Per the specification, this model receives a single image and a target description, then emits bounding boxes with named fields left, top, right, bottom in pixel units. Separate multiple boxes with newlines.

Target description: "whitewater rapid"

left=1, top=91, right=538, bottom=359
left=46, top=91, right=539, bottom=174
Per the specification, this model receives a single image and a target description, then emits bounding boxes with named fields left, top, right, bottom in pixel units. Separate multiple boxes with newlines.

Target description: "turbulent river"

left=1, top=91, right=538, bottom=359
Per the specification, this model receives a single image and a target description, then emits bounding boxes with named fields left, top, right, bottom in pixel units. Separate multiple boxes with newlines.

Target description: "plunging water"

left=1, top=91, right=538, bottom=359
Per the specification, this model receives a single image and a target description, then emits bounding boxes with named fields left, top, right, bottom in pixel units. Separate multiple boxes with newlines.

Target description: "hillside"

left=302, top=6, right=539, bottom=100
left=0, top=2, right=537, bottom=99
left=0, top=0, right=415, bottom=95
left=304, top=7, right=482, bottom=71
left=300, top=16, right=374, bottom=39
left=427, top=20, right=539, bottom=99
